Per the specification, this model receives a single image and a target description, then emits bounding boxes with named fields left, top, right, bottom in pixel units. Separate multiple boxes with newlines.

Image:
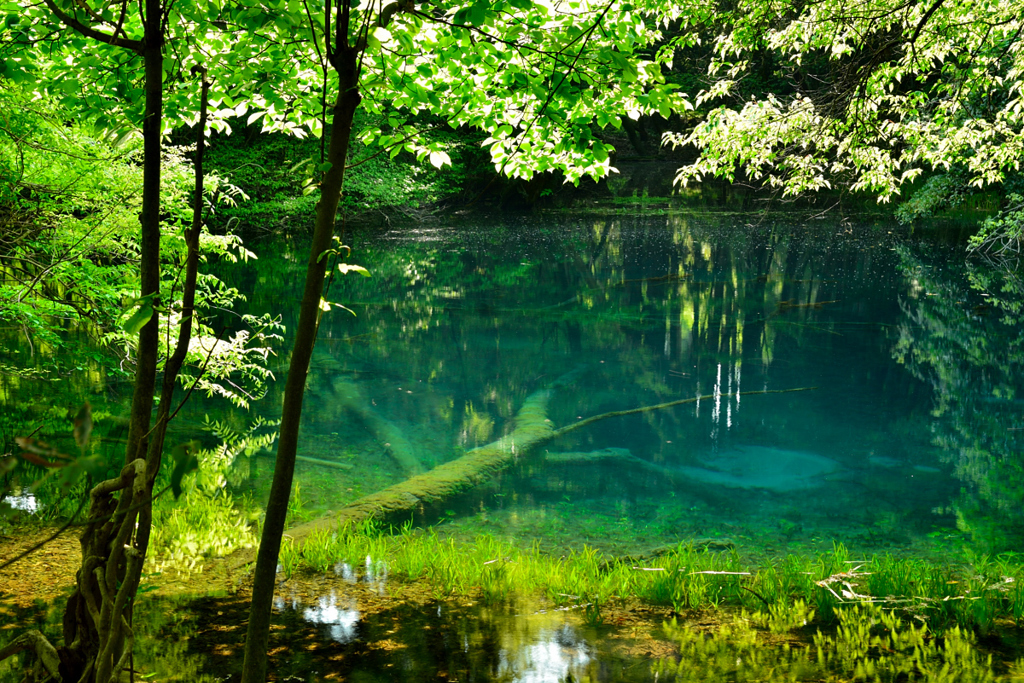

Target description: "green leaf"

left=469, top=2, right=487, bottom=25
left=337, top=263, right=371, bottom=276
left=123, top=304, right=154, bottom=335
left=428, top=150, right=452, bottom=168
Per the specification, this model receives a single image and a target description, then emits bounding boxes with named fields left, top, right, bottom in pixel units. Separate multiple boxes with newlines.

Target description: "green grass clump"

left=655, top=602, right=1007, bottom=683
left=281, top=524, right=1024, bottom=634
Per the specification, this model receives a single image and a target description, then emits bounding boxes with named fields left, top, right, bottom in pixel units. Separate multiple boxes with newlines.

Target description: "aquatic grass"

left=148, top=489, right=258, bottom=572
left=278, top=537, right=299, bottom=580
left=749, top=598, right=815, bottom=633
left=276, top=523, right=1024, bottom=632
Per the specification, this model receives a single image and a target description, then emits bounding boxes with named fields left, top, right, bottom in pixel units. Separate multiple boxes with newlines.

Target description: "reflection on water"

left=498, top=623, right=592, bottom=683
left=301, top=590, right=360, bottom=644
left=1, top=489, right=40, bottom=514
left=221, top=213, right=999, bottom=556
left=125, top=577, right=663, bottom=682
left=3, top=212, right=1021, bottom=558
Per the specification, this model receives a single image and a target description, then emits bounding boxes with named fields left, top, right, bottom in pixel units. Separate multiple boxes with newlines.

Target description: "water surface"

left=211, top=212, right=1020, bottom=559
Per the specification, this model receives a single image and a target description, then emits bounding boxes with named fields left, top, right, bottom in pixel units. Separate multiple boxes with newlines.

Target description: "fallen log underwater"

left=227, top=370, right=813, bottom=568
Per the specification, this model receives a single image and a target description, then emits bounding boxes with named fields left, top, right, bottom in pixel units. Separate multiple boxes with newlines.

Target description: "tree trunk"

left=122, top=0, right=164, bottom=470
left=55, top=4, right=166, bottom=679
left=240, top=30, right=363, bottom=683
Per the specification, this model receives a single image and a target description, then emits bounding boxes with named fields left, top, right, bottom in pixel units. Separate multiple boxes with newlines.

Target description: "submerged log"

left=283, top=371, right=580, bottom=546
left=331, top=378, right=424, bottom=476
left=541, top=447, right=738, bottom=507
left=296, top=454, right=353, bottom=470
left=226, top=381, right=812, bottom=568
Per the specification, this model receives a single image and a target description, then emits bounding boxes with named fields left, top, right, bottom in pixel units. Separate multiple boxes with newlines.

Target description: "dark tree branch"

left=41, top=0, right=142, bottom=51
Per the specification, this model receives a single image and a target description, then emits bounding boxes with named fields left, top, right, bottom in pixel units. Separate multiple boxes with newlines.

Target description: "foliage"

left=969, top=194, right=1024, bottom=255
left=896, top=172, right=973, bottom=225
left=281, top=521, right=1024, bottom=633
left=665, top=0, right=1024, bottom=202
left=145, top=415, right=277, bottom=570
left=202, top=112, right=485, bottom=230
left=148, top=489, right=259, bottom=572
left=0, top=83, right=277, bottom=413
left=0, top=84, right=145, bottom=353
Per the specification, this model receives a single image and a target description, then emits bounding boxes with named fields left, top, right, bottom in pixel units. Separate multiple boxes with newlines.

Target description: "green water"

left=203, top=211, right=1020, bottom=559
left=3, top=210, right=1024, bottom=681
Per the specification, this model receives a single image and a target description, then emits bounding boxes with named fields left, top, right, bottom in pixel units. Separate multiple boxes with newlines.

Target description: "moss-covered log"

left=331, top=378, right=424, bottom=476
left=283, top=374, right=569, bottom=546
left=226, top=382, right=811, bottom=568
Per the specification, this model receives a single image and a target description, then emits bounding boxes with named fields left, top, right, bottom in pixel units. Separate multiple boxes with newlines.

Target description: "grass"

left=279, top=521, right=1024, bottom=634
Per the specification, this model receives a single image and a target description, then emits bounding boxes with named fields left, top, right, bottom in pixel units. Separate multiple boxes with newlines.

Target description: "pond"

left=208, top=210, right=1020, bottom=560
left=3, top=208, right=1023, bottom=681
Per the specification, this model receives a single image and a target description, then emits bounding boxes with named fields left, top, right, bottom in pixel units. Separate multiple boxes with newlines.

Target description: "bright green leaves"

left=607, top=50, right=638, bottom=83
left=337, top=263, right=370, bottom=277
left=428, top=150, right=452, bottom=169
left=121, top=293, right=157, bottom=335
left=366, top=25, right=393, bottom=51
left=672, top=0, right=1024, bottom=202
left=453, top=1, right=492, bottom=27
left=352, top=0, right=693, bottom=185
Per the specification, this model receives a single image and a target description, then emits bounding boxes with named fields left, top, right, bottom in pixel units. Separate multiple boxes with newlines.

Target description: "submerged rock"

left=677, top=446, right=841, bottom=492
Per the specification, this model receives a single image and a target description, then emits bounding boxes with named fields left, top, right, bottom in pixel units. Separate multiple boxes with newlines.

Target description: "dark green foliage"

left=897, top=171, right=973, bottom=224
left=970, top=194, right=1024, bottom=255
left=202, top=112, right=488, bottom=232
left=893, top=246, right=1024, bottom=552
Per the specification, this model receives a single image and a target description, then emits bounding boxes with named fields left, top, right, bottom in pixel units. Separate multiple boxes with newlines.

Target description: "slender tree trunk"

left=57, top=6, right=165, bottom=679
left=135, top=68, right=210, bottom=577
left=123, top=0, right=164, bottom=468
left=240, top=38, right=362, bottom=683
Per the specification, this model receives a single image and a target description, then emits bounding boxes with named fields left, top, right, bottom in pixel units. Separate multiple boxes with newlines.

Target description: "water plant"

left=279, top=522, right=1024, bottom=636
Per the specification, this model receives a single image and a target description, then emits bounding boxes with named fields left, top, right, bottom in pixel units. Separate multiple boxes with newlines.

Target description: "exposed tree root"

left=0, top=629, right=60, bottom=681
left=0, top=459, right=150, bottom=683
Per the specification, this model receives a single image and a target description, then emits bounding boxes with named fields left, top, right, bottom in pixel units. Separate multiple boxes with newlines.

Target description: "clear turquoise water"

left=4, top=210, right=1022, bottom=683
left=214, top=212, right=1021, bottom=560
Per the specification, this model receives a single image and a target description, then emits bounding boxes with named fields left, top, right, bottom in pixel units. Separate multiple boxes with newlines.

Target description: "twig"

left=551, top=387, right=817, bottom=439
left=741, top=585, right=771, bottom=609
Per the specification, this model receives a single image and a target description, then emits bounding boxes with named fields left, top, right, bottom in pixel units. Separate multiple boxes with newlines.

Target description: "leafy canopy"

left=665, top=0, right=1024, bottom=200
